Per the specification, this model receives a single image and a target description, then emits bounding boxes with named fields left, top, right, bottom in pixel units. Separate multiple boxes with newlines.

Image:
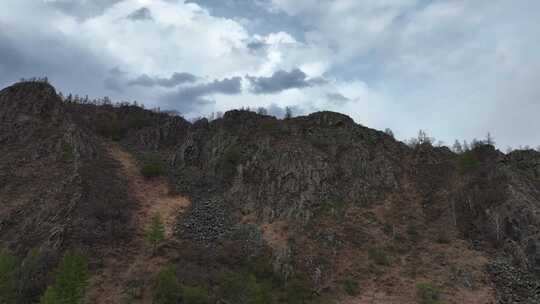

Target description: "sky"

left=1, top=0, right=539, bottom=149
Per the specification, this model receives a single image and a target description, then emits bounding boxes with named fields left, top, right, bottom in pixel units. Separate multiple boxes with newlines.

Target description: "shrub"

left=95, top=111, right=121, bottom=141
left=342, top=279, right=360, bottom=296
left=457, top=151, right=480, bottom=174
left=436, top=230, right=451, bottom=244
left=153, top=265, right=181, bottom=304
left=368, top=248, right=391, bottom=266
left=146, top=214, right=165, bottom=255
left=218, top=271, right=272, bottom=304
left=62, top=142, right=75, bottom=161
left=18, top=248, right=46, bottom=303
left=40, top=250, right=88, bottom=304
left=318, top=200, right=347, bottom=217
left=0, top=249, right=17, bottom=303
left=221, top=146, right=243, bottom=179
left=284, top=277, right=312, bottom=304
left=416, top=283, right=441, bottom=304
left=182, top=285, right=210, bottom=304
left=140, top=154, right=167, bottom=178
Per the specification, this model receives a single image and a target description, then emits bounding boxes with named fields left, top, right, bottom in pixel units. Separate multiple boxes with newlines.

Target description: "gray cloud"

left=161, top=77, right=242, bottom=112
left=128, top=72, right=198, bottom=88
left=0, top=35, right=25, bottom=79
left=0, top=24, right=115, bottom=98
left=104, top=68, right=125, bottom=92
left=46, top=0, right=123, bottom=20
left=127, top=7, right=152, bottom=21
left=326, top=93, right=350, bottom=105
left=186, top=0, right=307, bottom=39
left=247, top=40, right=266, bottom=51
left=248, top=69, right=323, bottom=94
left=2, top=0, right=540, bottom=148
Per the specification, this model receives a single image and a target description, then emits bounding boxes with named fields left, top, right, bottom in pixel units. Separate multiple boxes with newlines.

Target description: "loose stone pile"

left=488, top=258, right=540, bottom=304
left=177, top=199, right=231, bottom=242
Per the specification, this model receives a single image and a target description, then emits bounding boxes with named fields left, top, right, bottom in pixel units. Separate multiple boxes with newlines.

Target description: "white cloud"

left=1, top=0, right=540, bottom=147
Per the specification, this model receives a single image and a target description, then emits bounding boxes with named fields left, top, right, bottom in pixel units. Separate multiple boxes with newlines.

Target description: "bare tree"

left=284, top=106, right=293, bottom=119
left=257, top=107, right=268, bottom=115
left=462, top=140, right=470, bottom=151
left=384, top=128, right=394, bottom=138
left=471, top=138, right=482, bottom=149
left=486, top=132, right=495, bottom=146
left=488, top=211, right=503, bottom=244
left=417, top=129, right=433, bottom=145
left=452, top=140, right=463, bottom=153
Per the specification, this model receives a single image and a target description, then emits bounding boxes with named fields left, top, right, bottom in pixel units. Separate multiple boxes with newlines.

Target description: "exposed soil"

left=85, top=143, right=190, bottom=304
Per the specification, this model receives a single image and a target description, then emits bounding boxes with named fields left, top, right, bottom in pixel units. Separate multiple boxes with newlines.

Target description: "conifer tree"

left=0, top=249, right=17, bottom=304
left=40, top=251, right=88, bottom=304
left=146, top=214, right=165, bottom=255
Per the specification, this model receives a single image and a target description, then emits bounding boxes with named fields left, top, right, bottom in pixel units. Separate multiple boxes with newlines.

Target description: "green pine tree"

left=153, top=265, right=181, bottom=304
left=146, top=214, right=165, bottom=255
left=0, top=249, right=17, bottom=304
left=40, top=250, right=88, bottom=304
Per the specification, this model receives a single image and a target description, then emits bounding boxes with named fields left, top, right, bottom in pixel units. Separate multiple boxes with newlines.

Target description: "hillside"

left=1, top=81, right=540, bottom=303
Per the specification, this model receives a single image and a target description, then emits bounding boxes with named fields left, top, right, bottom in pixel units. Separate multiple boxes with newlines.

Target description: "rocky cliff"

left=1, top=81, right=540, bottom=303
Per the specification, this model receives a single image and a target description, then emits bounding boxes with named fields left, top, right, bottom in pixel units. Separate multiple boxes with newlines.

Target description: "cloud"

left=126, top=7, right=152, bottom=21
left=103, top=67, right=125, bottom=92
left=45, top=0, right=123, bottom=20
left=247, top=40, right=267, bottom=51
left=1, top=0, right=540, bottom=147
left=161, top=77, right=243, bottom=113
left=247, top=68, right=324, bottom=94
left=0, top=34, right=25, bottom=78
left=128, top=72, right=198, bottom=88
left=326, top=92, right=350, bottom=105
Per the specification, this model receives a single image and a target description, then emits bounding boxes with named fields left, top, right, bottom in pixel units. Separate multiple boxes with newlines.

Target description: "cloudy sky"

left=1, top=0, right=539, bottom=148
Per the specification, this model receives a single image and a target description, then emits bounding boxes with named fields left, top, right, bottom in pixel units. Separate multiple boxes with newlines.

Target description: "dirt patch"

left=85, top=143, right=190, bottom=304
left=260, top=221, right=289, bottom=252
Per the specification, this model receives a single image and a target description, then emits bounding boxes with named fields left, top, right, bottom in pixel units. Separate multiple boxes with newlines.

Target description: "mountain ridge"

left=2, top=81, right=540, bottom=303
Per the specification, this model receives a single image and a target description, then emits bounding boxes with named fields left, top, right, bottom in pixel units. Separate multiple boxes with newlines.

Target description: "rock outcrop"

left=2, top=81, right=540, bottom=303
left=0, top=81, right=135, bottom=258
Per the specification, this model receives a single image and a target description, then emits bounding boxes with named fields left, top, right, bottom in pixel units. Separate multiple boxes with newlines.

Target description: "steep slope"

left=166, top=110, right=497, bottom=303
left=0, top=82, right=136, bottom=301
left=415, top=145, right=540, bottom=303
left=2, top=81, right=540, bottom=303
left=86, top=143, right=190, bottom=304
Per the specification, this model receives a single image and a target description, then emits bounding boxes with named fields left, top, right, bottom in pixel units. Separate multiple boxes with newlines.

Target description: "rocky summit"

left=1, top=80, right=540, bottom=303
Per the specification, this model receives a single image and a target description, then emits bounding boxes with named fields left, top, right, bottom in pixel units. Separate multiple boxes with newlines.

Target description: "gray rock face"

left=412, top=144, right=540, bottom=301
left=171, top=110, right=407, bottom=225
left=5, top=82, right=540, bottom=301
left=0, top=82, right=135, bottom=256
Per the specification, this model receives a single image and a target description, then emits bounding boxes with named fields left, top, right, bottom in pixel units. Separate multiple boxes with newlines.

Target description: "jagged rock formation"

left=0, top=82, right=136, bottom=299
left=2, top=81, right=540, bottom=303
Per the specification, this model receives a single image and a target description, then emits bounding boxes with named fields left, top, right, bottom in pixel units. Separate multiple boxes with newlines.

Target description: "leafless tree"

left=486, top=132, right=495, bottom=146
left=384, top=128, right=394, bottom=138
left=453, top=140, right=463, bottom=153
left=257, top=107, right=268, bottom=115
left=417, top=129, right=433, bottom=145
left=285, top=106, right=293, bottom=119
